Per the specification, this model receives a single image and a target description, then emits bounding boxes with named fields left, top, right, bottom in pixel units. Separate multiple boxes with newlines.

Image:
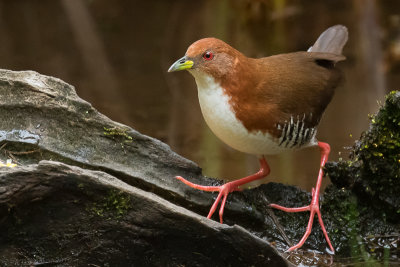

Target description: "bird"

left=168, top=25, right=348, bottom=253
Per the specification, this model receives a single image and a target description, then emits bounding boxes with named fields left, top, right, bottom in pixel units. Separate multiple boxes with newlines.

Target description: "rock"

left=0, top=69, right=201, bottom=198
left=0, top=161, right=290, bottom=266
left=327, top=91, right=400, bottom=219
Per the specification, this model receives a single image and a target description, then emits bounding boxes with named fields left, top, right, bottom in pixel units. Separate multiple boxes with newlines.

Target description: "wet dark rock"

left=0, top=161, right=290, bottom=266
left=0, top=69, right=398, bottom=265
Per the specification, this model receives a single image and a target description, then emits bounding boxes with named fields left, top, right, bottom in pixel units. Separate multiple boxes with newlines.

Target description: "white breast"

left=189, top=71, right=295, bottom=156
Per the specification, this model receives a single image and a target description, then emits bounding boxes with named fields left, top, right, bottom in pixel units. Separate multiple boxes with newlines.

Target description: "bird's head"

left=168, top=38, right=243, bottom=80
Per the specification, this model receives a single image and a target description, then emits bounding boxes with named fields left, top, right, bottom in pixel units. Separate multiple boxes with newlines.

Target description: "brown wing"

left=225, top=52, right=345, bottom=139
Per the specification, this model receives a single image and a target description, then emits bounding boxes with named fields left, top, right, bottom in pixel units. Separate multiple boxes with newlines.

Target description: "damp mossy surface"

left=326, top=91, right=400, bottom=220
left=88, top=189, right=132, bottom=220
left=103, top=127, right=133, bottom=142
left=323, top=91, right=400, bottom=262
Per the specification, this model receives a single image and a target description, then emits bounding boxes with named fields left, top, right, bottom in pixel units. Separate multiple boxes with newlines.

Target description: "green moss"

left=326, top=91, right=400, bottom=222
left=88, top=189, right=132, bottom=220
left=103, top=126, right=133, bottom=144
left=354, top=91, right=400, bottom=218
left=323, top=187, right=359, bottom=249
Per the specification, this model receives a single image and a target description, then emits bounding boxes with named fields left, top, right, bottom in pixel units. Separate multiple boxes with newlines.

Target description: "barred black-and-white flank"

left=277, top=114, right=316, bottom=148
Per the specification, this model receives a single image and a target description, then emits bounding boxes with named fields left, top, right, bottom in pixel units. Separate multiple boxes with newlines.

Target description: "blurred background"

left=0, top=0, right=399, bottom=191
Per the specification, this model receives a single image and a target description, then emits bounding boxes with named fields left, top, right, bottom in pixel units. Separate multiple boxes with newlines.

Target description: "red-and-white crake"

left=168, top=25, right=348, bottom=253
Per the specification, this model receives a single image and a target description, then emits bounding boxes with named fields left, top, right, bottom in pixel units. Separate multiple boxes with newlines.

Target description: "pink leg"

left=176, top=156, right=270, bottom=223
left=270, top=141, right=335, bottom=253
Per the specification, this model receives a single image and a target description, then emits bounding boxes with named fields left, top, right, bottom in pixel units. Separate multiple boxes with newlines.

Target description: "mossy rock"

left=326, top=91, right=400, bottom=220
left=323, top=91, right=400, bottom=260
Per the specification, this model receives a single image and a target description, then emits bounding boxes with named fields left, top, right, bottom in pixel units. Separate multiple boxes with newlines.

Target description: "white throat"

left=190, top=71, right=231, bottom=135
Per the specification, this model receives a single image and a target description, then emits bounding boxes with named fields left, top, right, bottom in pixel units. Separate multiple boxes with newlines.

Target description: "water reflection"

left=0, top=1, right=398, bottom=190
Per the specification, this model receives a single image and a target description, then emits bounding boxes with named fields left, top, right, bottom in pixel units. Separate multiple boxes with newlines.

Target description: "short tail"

left=308, top=25, right=348, bottom=55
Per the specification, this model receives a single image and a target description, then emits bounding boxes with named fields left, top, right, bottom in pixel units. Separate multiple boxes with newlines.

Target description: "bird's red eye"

left=203, top=51, right=214, bottom=60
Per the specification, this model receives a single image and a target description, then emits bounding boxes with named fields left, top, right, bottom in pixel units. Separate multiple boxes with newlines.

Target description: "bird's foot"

left=176, top=157, right=270, bottom=223
left=176, top=156, right=271, bottom=223
left=176, top=176, right=241, bottom=223
left=269, top=187, right=335, bottom=253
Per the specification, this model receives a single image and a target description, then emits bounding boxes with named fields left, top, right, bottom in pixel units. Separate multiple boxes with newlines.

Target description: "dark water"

left=0, top=0, right=399, bottom=265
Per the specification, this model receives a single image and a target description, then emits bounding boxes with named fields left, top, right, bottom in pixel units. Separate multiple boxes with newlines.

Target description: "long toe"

left=269, top=203, right=310, bottom=213
left=176, top=176, right=221, bottom=192
left=207, top=190, right=224, bottom=220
